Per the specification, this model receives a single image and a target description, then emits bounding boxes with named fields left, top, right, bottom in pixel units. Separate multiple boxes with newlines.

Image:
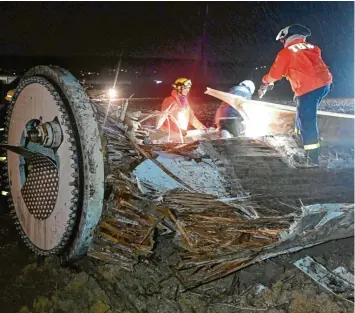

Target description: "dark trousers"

left=295, top=85, right=330, bottom=152
left=218, top=118, right=245, bottom=137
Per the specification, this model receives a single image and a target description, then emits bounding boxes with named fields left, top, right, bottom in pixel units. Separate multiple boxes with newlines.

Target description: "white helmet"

left=276, top=26, right=291, bottom=41
left=240, top=80, right=255, bottom=95
left=276, top=24, right=311, bottom=41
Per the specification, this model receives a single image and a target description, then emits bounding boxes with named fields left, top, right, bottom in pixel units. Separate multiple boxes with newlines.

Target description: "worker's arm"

left=262, top=49, right=290, bottom=84
left=155, top=97, right=176, bottom=129
left=188, top=107, right=206, bottom=130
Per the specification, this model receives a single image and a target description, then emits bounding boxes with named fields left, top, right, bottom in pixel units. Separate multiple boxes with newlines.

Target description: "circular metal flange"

left=5, top=66, right=104, bottom=260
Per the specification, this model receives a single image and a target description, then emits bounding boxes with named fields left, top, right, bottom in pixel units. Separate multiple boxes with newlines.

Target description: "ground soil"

left=0, top=98, right=353, bottom=313
left=0, top=211, right=353, bottom=313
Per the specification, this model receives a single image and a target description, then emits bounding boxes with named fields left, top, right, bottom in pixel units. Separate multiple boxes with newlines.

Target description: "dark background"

left=0, top=2, right=353, bottom=98
left=0, top=1, right=353, bottom=211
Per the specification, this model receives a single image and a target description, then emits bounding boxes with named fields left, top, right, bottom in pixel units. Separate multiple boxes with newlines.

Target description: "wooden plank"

left=211, top=138, right=354, bottom=208
left=294, top=256, right=354, bottom=295
left=205, top=87, right=354, bottom=146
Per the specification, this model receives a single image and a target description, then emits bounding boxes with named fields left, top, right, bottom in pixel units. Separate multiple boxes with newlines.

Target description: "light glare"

left=107, top=88, right=117, bottom=99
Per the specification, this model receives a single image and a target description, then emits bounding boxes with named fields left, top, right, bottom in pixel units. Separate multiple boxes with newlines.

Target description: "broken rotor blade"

left=204, top=87, right=250, bottom=122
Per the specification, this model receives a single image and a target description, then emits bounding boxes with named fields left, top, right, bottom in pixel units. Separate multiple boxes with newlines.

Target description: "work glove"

left=258, top=83, right=274, bottom=99
left=197, top=125, right=207, bottom=133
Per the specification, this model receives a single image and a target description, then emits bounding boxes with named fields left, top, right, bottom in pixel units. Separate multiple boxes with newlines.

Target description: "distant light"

left=1, top=191, right=8, bottom=196
left=154, top=80, right=162, bottom=84
left=121, top=69, right=124, bottom=72
left=256, top=67, right=258, bottom=70
left=107, top=88, right=117, bottom=100
left=0, top=128, right=4, bottom=131
left=0, top=157, right=6, bottom=162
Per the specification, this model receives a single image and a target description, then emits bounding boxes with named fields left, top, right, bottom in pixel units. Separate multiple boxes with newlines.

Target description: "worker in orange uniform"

left=156, top=78, right=206, bottom=135
left=258, top=24, right=333, bottom=165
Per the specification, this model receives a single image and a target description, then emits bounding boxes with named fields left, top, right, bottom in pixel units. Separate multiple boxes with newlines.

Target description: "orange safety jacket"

left=262, top=38, right=333, bottom=96
left=158, top=90, right=205, bottom=132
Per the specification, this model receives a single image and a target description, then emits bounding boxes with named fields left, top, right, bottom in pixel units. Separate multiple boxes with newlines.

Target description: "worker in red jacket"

left=156, top=78, right=206, bottom=135
left=258, top=24, right=333, bottom=165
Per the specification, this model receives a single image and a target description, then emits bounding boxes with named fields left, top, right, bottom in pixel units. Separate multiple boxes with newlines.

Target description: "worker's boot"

left=292, top=133, right=303, bottom=148
left=306, top=148, right=320, bottom=166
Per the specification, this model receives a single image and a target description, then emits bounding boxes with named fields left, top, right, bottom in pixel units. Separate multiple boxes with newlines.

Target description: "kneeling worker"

left=214, top=80, right=255, bottom=138
left=156, top=78, right=206, bottom=136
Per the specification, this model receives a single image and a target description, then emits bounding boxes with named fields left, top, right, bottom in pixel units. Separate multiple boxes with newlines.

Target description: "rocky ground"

left=0, top=211, right=353, bottom=313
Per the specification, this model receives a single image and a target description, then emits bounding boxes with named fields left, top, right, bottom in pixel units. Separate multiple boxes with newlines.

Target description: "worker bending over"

left=258, top=24, right=333, bottom=165
left=214, top=80, right=255, bottom=138
left=156, top=78, right=206, bottom=135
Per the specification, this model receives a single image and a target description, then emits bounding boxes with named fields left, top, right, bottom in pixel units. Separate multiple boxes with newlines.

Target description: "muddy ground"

left=0, top=212, right=353, bottom=313
left=0, top=97, right=353, bottom=313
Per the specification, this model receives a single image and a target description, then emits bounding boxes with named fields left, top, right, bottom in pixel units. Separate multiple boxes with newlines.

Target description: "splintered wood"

left=89, top=181, right=158, bottom=271
left=156, top=190, right=297, bottom=288
left=88, top=102, right=159, bottom=271
left=87, top=101, right=354, bottom=289
left=158, top=190, right=294, bottom=254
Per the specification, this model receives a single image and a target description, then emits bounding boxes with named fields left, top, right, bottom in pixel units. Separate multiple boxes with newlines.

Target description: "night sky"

left=0, top=2, right=353, bottom=62
left=0, top=1, right=353, bottom=96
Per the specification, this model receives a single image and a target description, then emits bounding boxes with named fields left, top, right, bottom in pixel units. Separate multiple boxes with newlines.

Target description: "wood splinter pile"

left=88, top=101, right=298, bottom=282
